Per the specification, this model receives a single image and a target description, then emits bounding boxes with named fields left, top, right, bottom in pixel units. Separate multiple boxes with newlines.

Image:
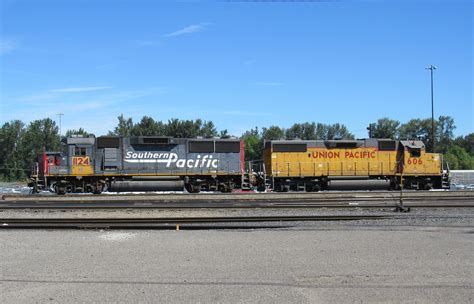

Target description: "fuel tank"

left=109, top=180, right=184, bottom=192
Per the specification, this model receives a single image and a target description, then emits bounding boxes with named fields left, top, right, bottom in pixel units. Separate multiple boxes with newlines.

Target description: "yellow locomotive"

left=261, top=139, right=449, bottom=191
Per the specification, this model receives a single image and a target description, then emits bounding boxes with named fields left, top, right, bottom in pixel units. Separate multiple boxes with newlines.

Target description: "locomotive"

left=260, top=138, right=450, bottom=191
left=30, top=136, right=244, bottom=194
left=29, top=135, right=450, bottom=194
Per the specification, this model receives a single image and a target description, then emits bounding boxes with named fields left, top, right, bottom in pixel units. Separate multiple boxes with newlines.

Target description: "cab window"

left=74, top=147, right=87, bottom=156
left=409, top=148, right=421, bottom=158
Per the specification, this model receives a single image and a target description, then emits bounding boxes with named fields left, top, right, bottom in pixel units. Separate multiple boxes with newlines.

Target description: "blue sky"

left=0, top=0, right=472, bottom=138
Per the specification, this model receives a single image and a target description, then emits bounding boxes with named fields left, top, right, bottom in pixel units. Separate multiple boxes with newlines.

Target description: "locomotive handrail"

left=274, top=161, right=401, bottom=177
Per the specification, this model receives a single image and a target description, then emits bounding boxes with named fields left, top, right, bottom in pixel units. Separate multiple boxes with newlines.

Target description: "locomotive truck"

left=29, top=135, right=449, bottom=194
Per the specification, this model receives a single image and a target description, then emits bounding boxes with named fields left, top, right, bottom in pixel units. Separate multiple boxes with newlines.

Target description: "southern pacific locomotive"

left=30, top=136, right=244, bottom=194
left=29, top=136, right=449, bottom=194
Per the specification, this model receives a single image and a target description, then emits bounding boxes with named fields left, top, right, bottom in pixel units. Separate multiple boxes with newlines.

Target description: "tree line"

left=1, top=115, right=472, bottom=181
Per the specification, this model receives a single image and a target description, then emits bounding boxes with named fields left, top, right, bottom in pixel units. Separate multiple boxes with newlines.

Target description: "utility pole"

left=367, top=123, right=375, bottom=138
left=425, top=65, right=436, bottom=152
left=56, top=113, right=64, bottom=138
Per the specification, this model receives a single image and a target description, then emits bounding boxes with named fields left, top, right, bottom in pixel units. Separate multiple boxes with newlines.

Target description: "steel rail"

left=0, top=215, right=392, bottom=228
left=4, top=195, right=474, bottom=202
left=2, top=194, right=473, bottom=203
left=0, top=203, right=473, bottom=209
left=3, top=191, right=473, bottom=201
left=1, top=196, right=473, bottom=209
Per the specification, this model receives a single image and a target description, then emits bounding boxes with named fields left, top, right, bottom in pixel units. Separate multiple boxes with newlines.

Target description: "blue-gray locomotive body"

left=32, top=136, right=244, bottom=194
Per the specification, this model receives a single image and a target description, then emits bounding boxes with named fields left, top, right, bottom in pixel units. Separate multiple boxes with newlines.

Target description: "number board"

left=407, top=158, right=422, bottom=165
left=72, top=156, right=90, bottom=166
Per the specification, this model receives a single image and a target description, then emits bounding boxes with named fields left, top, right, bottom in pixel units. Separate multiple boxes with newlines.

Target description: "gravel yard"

left=1, top=222, right=473, bottom=303
left=1, top=207, right=473, bottom=303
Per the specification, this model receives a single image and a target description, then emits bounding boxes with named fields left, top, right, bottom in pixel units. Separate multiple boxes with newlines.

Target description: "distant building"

left=450, top=170, right=474, bottom=186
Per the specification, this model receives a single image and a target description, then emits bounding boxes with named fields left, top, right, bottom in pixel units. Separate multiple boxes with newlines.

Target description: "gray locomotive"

left=30, top=135, right=244, bottom=194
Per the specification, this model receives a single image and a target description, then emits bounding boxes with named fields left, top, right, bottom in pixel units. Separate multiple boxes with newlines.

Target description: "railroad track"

left=0, top=200, right=472, bottom=209
left=0, top=215, right=392, bottom=228
left=1, top=191, right=473, bottom=209
left=3, top=190, right=473, bottom=200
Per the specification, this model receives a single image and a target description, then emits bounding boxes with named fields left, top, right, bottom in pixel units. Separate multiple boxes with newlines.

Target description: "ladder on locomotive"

left=242, top=161, right=271, bottom=191
left=241, top=171, right=251, bottom=190
left=442, top=161, right=450, bottom=189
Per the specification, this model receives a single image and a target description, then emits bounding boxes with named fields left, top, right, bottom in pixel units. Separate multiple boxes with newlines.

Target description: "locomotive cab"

left=400, top=140, right=430, bottom=175
left=67, top=136, right=95, bottom=176
left=398, top=140, right=443, bottom=189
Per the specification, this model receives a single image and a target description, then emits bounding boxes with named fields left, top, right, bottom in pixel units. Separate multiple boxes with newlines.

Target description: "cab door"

left=70, top=145, right=94, bottom=175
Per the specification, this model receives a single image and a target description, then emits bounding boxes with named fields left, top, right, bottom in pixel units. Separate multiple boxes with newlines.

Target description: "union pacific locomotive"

left=29, top=136, right=450, bottom=194
left=260, top=138, right=450, bottom=191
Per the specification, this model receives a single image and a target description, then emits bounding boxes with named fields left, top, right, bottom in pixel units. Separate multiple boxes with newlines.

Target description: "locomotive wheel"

left=306, top=183, right=321, bottom=192
left=53, top=181, right=69, bottom=195
left=273, top=183, right=289, bottom=192
left=185, top=183, right=201, bottom=193
left=218, top=183, right=231, bottom=193
left=92, top=181, right=104, bottom=194
left=389, top=179, right=400, bottom=191
left=424, top=183, right=433, bottom=190
left=55, top=185, right=66, bottom=195
left=92, top=186, right=103, bottom=194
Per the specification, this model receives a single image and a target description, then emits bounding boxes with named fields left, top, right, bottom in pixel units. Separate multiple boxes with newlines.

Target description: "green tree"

left=262, top=126, right=285, bottom=140
left=21, top=118, right=61, bottom=174
left=326, top=123, right=354, bottom=140
left=241, top=127, right=262, bottom=161
left=65, top=128, right=92, bottom=137
left=444, top=146, right=474, bottom=170
left=398, top=116, right=457, bottom=153
left=399, top=118, right=434, bottom=150
left=285, top=123, right=304, bottom=139
left=0, top=120, right=26, bottom=180
left=454, top=133, right=474, bottom=155
left=131, top=116, right=165, bottom=136
left=165, top=118, right=200, bottom=138
left=112, top=114, right=134, bottom=136
left=219, top=129, right=229, bottom=138
left=200, top=121, right=218, bottom=138
left=285, top=122, right=324, bottom=140
left=315, top=123, right=329, bottom=139
left=372, top=118, right=400, bottom=139
left=285, top=122, right=354, bottom=140
left=436, top=115, right=456, bottom=154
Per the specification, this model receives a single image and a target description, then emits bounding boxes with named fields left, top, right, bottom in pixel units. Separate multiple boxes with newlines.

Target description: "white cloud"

left=253, top=82, right=283, bottom=86
left=48, top=86, right=112, bottom=93
left=14, top=87, right=164, bottom=110
left=0, top=40, right=17, bottom=55
left=164, top=23, right=208, bottom=37
left=4, top=87, right=166, bottom=135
